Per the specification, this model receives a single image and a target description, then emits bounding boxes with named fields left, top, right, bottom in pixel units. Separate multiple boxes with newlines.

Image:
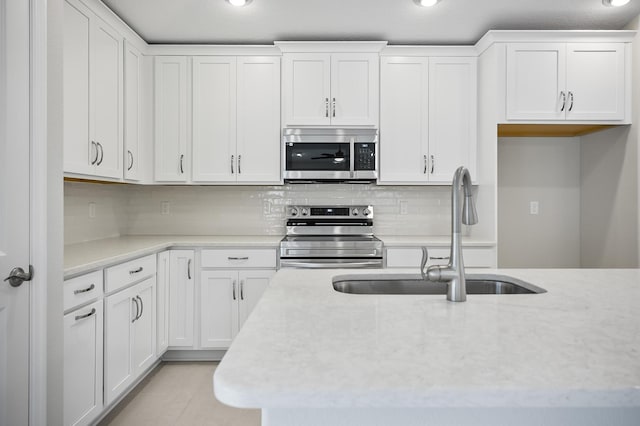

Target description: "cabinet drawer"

left=105, top=254, right=156, bottom=294
left=386, top=247, right=495, bottom=269
left=64, top=270, right=104, bottom=312
left=201, top=249, right=277, bottom=269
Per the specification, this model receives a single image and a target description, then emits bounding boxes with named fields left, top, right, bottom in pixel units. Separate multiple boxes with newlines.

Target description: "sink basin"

left=332, top=274, right=546, bottom=295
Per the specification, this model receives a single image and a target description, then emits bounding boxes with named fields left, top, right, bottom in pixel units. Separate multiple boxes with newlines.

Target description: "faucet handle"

left=420, top=247, right=429, bottom=281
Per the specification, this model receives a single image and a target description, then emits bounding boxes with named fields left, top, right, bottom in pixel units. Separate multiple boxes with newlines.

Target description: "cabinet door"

left=200, top=270, right=238, bottom=349
left=236, top=56, right=281, bottom=183
left=283, top=53, right=331, bottom=126
left=238, top=270, right=274, bottom=330
left=104, top=285, right=136, bottom=405
left=379, top=57, right=429, bottom=183
left=155, top=56, right=189, bottom=182
left=192, top=56, right=237, bottom=182
left=63, top=300, right=103, bottom=426
left=90, top=17, right=123, bottom=179
left=63, top=0, right=94, bottom=176
left=124, top=42, right=141, bottom=181
left=565, top=43, right=626, bottom=121
left=132, top=277, right=156, bottom=375
left=506, top=43, right=566, bottom=121
left=330, top=53, right=378, bottom=126
left=168, top=250, right=195, bottom=347
left=156, top=251, right=170, bottom=356
left=428, top=57, right=477, bottom=182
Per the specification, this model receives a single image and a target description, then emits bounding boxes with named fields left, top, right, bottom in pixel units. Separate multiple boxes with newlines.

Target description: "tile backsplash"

left=65, top=181, right=453, bottom=244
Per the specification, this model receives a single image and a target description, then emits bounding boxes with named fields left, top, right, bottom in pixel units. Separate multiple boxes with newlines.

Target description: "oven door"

left=284, top=142, right=352, bottom=180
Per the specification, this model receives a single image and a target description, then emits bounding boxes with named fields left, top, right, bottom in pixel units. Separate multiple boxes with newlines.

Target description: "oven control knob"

left=301, top=208, right=309, bottom=216
left=351, top=208, right=359, bottom=216
left=363, top=208, right=371, bottom=216
left=289, top=207, right=299, bottom=217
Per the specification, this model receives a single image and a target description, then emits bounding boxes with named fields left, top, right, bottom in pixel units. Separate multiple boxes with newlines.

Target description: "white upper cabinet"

left=64, top=0, right=123, bottom=179
left=506, top=42, right=626, bottom=122
left=282, top=52, right=379, bottom=126
left=379, top=56, right=477, bottom=184
left=191, top=55, right=281, bottom=184
left=155, top=56, right=189, bottom=182
left=124, top=42, right=142, bottom=181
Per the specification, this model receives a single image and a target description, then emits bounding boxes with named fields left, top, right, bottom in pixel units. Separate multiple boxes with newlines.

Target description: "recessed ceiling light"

left=602, top=0, right=630, bottom=6
left=413, top=0, right=441, bottom=7
left=226, top=0, right=252, bottom=6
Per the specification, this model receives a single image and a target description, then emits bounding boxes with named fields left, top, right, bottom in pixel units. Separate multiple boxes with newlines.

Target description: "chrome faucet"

left=421, top=166, right=478, bottom=302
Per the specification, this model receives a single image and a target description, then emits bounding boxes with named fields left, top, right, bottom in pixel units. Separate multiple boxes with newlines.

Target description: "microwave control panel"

left=354, top=143, right=376, bottom=171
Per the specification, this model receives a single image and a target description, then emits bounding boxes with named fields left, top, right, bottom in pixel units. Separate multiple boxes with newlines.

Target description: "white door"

left=238, top=270, right=274, bottom=329
left=330, top=53, right=379, bottom=126
left=0, top=0, right=32, bottom=423
left=283, top=53, right=331, bottom=126
left=236, top=56, right=281, bottom=184
left=565, top=43, right=626, bottom=121
left=200, top=270, right=238, bottom=349
left=168, top=250, right=194, bottom=347
left=505, top=43, right=566, bottom=121
left=379, top=56, right=429, bottom=184
left=131, top=277, right=156, bottom=374
left=192, top=56, right=237, bottom=182
left=156, top=251, right=170, bottom=356
left=124, top=41, right=141, bottom=181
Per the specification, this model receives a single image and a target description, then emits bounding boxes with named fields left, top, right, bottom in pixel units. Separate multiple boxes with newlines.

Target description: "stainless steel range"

left=279, top=205, right=383, bottom=268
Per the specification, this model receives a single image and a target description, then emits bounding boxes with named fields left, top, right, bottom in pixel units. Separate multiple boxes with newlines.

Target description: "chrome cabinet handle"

left=420, top=247, right=429, bottom=281
left=430, top=256, right=450, bottom=260
left=75, top=308, right=96, bottom=321
left=325, top=98, right=329, bottom=118
left=4, top=265, right=34, bottom=288
left=136, top=295, right=143, bottom=320
left=131, top=297, right=139, bottom=323
left=127, top=150, right=134, bottom=171
left=74, top=283, right=95, bottom=295
left=332, top=98, right=336, bottom=118
left=430, top=155, right=435, bottom=174
left=560, top=91, right=566, bottom=112
left=96, top=142, right=104, bottom=166
left=240, top=280, right=244, bottom=300
left=179, top=154, right=184, bottom=174
left=568, top=91, right=574, bottom=112
left=91, top=141, right=98, bottom=165
left=423, top=155, right=427, bottom=174
left=238, top=154, right=241, bottom=174
left=129, top=266, right=143, bottom=275
left=228, top=256, right=249, bottom=261
left=232, top=280, right=237, bottom=300
left=187, top=259, right=192, bottom=280
left=231, top=155, right=234, bottom=174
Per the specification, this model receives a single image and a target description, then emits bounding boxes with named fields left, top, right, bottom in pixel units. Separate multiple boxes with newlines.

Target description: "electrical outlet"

left=529, top=201, right=539, bottom=215
left=88, top=202, right=96, bottom=218
left=400, top=200, right=408, bottom=215
left=161, top=201, right=170, bottom=215
left=263, top=200, right=272, bottom=215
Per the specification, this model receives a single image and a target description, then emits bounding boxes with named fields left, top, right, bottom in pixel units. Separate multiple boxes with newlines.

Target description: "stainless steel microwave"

left=283, top=128, right=378, bottom=183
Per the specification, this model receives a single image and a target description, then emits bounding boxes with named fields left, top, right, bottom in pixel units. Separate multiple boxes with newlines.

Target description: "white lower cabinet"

left=168, top=250, right=195, bottom=347
left=385, top=246, right=496, bottom=269
left=104, top=276, right=156, bottom=406
left=156, top=251, right=170, bottom=355
left=200, top=269, right=274, bottom=349
left=63, top=300, right=103, bottom=426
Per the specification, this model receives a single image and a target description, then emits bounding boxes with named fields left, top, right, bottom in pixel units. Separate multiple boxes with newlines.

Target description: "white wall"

left=498, top=137, right=581, bottom=268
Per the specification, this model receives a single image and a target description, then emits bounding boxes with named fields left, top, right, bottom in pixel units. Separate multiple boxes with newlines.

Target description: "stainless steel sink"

left=332, top=274, right=546, bottom=295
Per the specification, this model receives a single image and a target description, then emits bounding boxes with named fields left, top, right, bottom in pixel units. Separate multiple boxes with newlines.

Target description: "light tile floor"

left=99, top=362, right=260, bottom=426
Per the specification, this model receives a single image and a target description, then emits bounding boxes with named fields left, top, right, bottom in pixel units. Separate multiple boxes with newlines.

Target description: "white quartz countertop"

left=64, top=235, right=283, bottom=278
left=214, top=268, right=640, bottom=409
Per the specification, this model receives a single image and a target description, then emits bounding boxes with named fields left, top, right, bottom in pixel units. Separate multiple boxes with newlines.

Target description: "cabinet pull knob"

left=96, top=142, right=104, bottom=166
left=75, top=308, right=96, bottom=321
left=423, top=155, right=427, bottom=174
left=332, top=98, right=336, bottom=118
left=131, top=297, right=139, bottom=323
left=231, top=155, right=234, bottom=174
left=179, top=154, right=184, bottom=174
left=74, top=283, right=95, bottom=295
left=91, top=141, right=99, bottom=165
left=187, top=258, right=192, bottom=280
left=560, top=91, right=566, bottom=112
left=129, top=267, right=143, bottom=275
left=568, top=91, right=574, bottom=112
left=430, top=155, right=435, bottom=174
left=128, top=150, right=134, bottom=171
left=240, top=280, right=244, bottom=300
left=325, top=98, right=329, bottom=118
left=232, top=280, right=237, bottom=300
left=238, top=154, right=242, bottom=174
left=228, top=256, right=249, bottom=261
left=136, top=295, right=144, bottom=320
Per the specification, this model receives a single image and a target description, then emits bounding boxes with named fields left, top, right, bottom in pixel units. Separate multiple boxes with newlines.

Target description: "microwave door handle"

left=349, top=138, right=355, bottom=178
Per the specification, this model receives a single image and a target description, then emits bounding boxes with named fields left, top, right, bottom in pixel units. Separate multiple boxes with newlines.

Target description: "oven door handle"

left=279, top=260, right=382, bottom=268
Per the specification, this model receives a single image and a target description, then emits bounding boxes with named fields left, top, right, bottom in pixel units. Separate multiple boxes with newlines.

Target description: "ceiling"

left=101, top=0, right=640, bottom=45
